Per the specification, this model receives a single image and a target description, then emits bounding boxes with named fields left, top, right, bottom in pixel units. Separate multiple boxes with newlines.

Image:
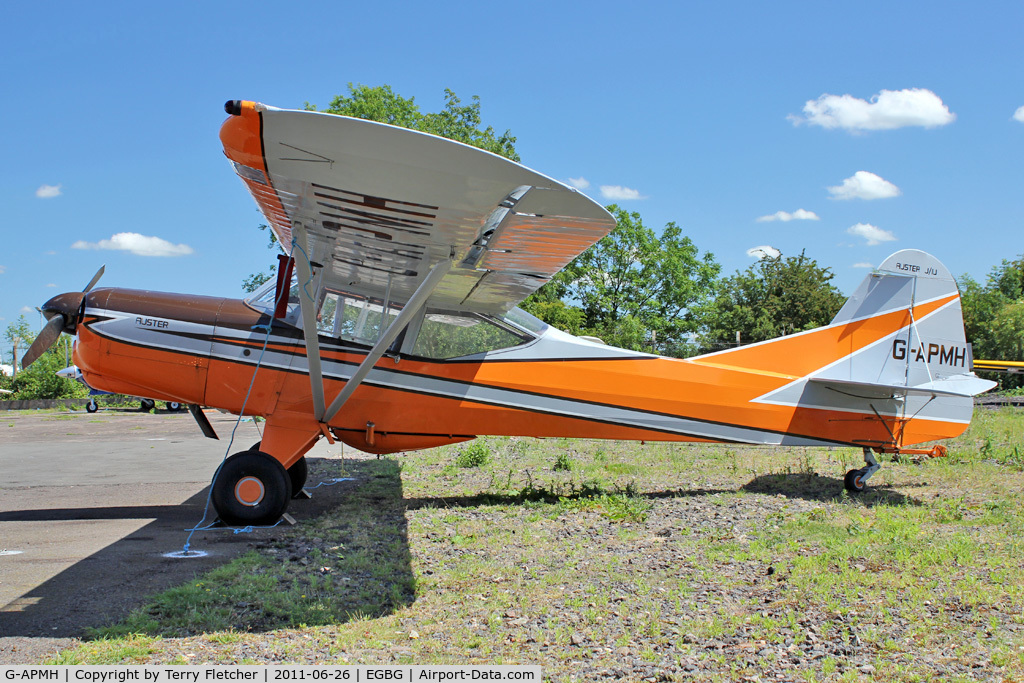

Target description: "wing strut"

left=291, top=221, right=328, bottom=422
left=322, top=257, right=452, bottom=425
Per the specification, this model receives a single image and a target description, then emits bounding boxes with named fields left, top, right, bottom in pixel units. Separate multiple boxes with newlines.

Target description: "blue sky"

left=3, top=1, right=1022, bottom=360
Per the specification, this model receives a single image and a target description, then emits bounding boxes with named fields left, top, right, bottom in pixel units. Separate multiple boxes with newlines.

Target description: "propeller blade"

left=83, top=264, right=105, bottom=293
left=21, top=315, right=67, bottom=369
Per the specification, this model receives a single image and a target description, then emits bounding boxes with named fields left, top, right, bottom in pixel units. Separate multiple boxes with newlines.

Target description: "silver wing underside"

left=229, top=104, right=615, bottom=315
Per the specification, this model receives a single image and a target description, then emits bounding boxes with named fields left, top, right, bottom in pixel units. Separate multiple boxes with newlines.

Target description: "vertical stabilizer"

left=822, top=249, right=987, bottom=393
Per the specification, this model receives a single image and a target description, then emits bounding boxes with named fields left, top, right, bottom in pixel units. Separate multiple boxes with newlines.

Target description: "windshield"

left=244, top=275, right=301, bottom=323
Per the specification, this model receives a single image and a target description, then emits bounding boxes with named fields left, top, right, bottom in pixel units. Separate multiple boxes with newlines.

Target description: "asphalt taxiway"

left=0, top=408, right=351, bottom=653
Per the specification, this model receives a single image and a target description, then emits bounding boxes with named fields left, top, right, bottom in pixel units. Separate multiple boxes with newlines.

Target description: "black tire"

left=168, top=402, right=183, bottom=412
left=86, top=400, right=98, bottom=414
left=287, top=457, right=308, bottom=496
left=211, top=450, right=292, bottom=526
left=140, top=399, right=156, bottom=412
left=844, top=468, right=867, bottom=493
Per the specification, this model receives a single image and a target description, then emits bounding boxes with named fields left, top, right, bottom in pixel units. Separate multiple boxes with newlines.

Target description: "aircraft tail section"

left=745, top=249, right=995, bottom=447
left=818, top=249, right=993, bottom=395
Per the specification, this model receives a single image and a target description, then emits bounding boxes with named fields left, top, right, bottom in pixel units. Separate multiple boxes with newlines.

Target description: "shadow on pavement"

left=0, top=456, right=401, bottom=642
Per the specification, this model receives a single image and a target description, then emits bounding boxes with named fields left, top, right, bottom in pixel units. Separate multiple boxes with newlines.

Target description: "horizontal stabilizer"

left=809, top=374, right=996, bottom=399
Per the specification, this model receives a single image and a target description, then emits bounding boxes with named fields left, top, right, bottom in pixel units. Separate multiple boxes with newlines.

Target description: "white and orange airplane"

left=22, top=100, right=995, bottom=526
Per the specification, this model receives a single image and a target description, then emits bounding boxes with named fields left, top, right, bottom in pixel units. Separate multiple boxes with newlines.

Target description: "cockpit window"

left=245, top=276, right=301, bottom=324
left=318, top=290, right=401, bottom=346
left=411, top=310, right=533, bottom=359
left=246, top=279, right=537, bottom=359
left=503, top=307, right=549, bottom=335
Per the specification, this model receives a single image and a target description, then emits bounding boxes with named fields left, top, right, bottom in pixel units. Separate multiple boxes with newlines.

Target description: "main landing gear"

left=210, top=450, right=292, bottom=527
left=209, top=442, right=312, bottom=526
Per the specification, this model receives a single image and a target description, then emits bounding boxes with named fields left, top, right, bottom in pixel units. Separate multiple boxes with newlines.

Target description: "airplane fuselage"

left=50, top=286, right=970, bottom=471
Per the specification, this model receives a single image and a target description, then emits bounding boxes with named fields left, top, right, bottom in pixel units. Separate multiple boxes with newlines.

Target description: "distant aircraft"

left=21, top=100, right=996, bottom=526
left=972, top=359, right=1024, bottom=374
left=55, top=365, right=185, bottom=413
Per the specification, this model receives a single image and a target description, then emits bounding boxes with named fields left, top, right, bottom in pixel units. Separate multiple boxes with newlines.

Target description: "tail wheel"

left=86, top=400, right=98, bottom=413
left=211, top=450, right=292, bottom=526
left=844, top=468, right=867, bottom=493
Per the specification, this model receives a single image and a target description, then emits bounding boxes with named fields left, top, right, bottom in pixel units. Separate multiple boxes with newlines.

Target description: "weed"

left=553, top=451, right=574, bottom=471
left=455, top=441, right=490, bottom=468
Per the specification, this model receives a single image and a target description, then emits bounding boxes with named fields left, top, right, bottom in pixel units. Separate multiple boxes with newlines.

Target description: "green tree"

left=960, top=255, right=1024, bottom=389
left=1, top=316, right=83, bottom=400
left=525, top=206, right=720, bottom=355
left=310, top=84, right=519, bottom=161
left=3, top=316, right=34, bottom=369
left=698, top=250, right=845, bottom=352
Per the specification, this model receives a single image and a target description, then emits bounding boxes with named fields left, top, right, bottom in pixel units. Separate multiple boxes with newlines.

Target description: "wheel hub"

left=234, top=476, right=266, bottom=506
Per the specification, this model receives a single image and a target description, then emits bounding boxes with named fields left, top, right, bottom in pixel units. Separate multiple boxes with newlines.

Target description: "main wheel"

left=140, top=399, right=156, bottom=412
left=844, top=468, right=867, bottom=493
left=287, top=457, right=308, bottom=496
left=249, top=443, right=307, bottom=496
left=211, top=450, right=292, bottom=526
left=86, top=400, right=98, bottom=413
left=168, top=402, right=183, bottom=412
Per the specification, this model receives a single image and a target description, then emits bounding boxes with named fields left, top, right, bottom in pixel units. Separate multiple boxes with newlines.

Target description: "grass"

left=42, top=409, right=1024, bottom=679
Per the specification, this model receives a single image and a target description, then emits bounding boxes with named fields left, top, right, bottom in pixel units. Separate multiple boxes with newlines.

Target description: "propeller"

left=20, top=265, right=105, bottom=370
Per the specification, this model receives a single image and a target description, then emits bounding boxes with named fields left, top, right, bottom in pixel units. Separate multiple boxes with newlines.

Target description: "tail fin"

left=751, top=249, right=995, bottom=447
left=817, top=249, right=994, bottom=397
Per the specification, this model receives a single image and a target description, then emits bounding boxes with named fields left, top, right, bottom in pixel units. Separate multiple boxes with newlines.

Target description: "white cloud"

left=20, top=306, right=34, bottom=314
left=45, top=283, right=56, bottom=287
left=790, top=88, right=955, bottom=131
left=600, top=185, right=647, bottom=201
left=36, top=184, right=62, bottom=199
left=847, top=223, right=897, bottom=246
left=756, top=209, right=820, bottom=223
left=567, top=177, right=590, bottom=190
left=1013, top=106, right=1024, bottom=123
left=828, top=171, right=901, bottom=200
left=72, top=232, right=195, bottom=257
left=746, top=245, right=781, bottom=259
left=0, top=265, right=5, bottom=274
left=852, top=262, right=875, bottom=269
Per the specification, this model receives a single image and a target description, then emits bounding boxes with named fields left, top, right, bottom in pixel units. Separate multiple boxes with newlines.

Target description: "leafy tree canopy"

left=697, top=250, right=845, bottom=353
left=524, top=206, right=720, bottom=355
left=307, top=84, right=519, bottom=162
left=1, top=316, right=83, bottom=400
left=960, top=255, right=1024, bottom=389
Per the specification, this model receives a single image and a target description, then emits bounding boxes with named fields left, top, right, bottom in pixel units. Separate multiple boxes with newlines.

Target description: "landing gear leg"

left=844, top=448, right=881, bottom=493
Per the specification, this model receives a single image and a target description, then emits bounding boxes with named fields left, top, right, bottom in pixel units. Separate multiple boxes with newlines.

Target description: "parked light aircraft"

left=22, top=100, right=996, bottom=526
left=55, top=365, right=186, bottom=413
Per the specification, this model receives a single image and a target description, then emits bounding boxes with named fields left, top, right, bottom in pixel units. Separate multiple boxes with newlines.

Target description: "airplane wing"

left=220, top=100, right=615, bottom=315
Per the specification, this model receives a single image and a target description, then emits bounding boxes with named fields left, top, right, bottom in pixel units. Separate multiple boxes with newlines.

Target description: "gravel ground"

left=73, top=460, right=1024, bottom=681
left=6, top=414, right=1023, bottom=681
